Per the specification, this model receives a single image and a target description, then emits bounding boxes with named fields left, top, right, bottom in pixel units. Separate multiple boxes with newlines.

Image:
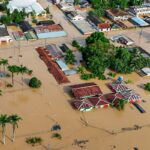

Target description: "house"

left=46, top=44, right=63, bottom=59
left=129, top=6, right=150, bottom=17
left=36, top=20, right=55, bottom=26
left=88, top=95, right=110, bottom=108
left=12, top=31, right=26, bottom=41
left=87, top=15, right=111, bottom=32
left=57, top=2, right=74, bottom=11
left=7, top=0, right=45, bottom=15
left=141, top=67, right=150, bottom=76
left=70, top=82, right=102, bottom=99
left=106, top=9, right=129, bottom=21
left=72, top=99, right=93, bottom=112
left=34, top=24, right=67, bottom=39
left=19, top=21, right=33, bottom=33
left=66, top=11, right=84, bottom=21
left=0, top=24, right=13, bottom=44
left=131, top=17, right=149, bottom=27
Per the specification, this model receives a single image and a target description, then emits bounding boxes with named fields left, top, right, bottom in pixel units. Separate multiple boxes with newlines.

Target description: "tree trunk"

left=2, top=125, right=6, bottom=144
left=12, top=73, right=14, bottom=85
left=12, top=125, right=15, bottom=142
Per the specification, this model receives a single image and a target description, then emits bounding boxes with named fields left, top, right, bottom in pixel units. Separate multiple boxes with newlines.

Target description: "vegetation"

left=107, top=72, right=116, bottom=78
left=79, top=32, right=150, bottom=80
left=8, top=115, right=22, bottom=142
left=72, top=40, right=80, bottom=49
left=144, top=83, right=150, bottom=92
left=89, top=0, right=144, bottom=18
left=0, top=90, right=2, bottom=96
left=0, top=9, right=28, bottom=24
left=0, top=114, right=21, bottom=144
left=65, top=49, right=76, bottom=65
left=112, top=99, right=128, bottom=111
left=0, top=59, right=8, bottom=72
left=26, top=137, right=43, bottom=146
left=51, top=133, right=62, bottom=140
left=29, top=77, right=42, bottom=88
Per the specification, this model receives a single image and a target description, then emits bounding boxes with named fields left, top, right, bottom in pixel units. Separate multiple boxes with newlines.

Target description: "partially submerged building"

left=34, top=24, right=67, bottom=39
left=87, top=15, right=111, bottom=32
left=106, top=9, right=129, bottom=21
left=7, top=0, right=45, bottom=15
left=0, top=24, right=12, bottom=44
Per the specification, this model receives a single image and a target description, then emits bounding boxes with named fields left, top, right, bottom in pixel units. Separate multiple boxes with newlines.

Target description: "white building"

left=141, top=67, right=150, bottom=76
left=129, top=6, right=150, bottom=17
left=7, top=0, right=45, bottom=15
left=67, top=12, right=84, bottom=21
left=0, top=25, right=13, bottom=44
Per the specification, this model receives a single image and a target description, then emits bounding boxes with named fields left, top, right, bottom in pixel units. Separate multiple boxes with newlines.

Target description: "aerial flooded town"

left=0, top=0, right=150, bottom=150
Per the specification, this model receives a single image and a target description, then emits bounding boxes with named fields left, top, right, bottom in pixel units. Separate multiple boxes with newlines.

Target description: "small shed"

left=56, top=59, right=69, bottom=71
left=141, top=67, right=150, bottom=76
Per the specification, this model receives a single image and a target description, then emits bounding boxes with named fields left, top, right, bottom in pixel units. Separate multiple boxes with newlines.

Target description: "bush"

left=72, top=40, right=80, bottom=48
left=144, top=83, right=150, bottom=92
left=26, top=137, right=42, bottom=146
left=51, top=133, right=62, bottom=140
left=29, top=77, right=42, bottom=88
left=108, top=72, right=116, bottom=78
left=80, top=73, right=92, bottom=80
left=6, top=83, right=13, bottom=88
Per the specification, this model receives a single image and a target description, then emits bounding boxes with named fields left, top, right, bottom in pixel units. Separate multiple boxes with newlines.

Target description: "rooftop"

left=106, top=9, right=128, bottom=17
left=0, top=24, right=9, bottom=37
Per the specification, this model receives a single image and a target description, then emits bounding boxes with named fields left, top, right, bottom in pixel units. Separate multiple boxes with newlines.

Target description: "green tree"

left=29, top=77, right=42, bottom=88
left=113, top=99, right=128, bottom=111
left=19, top=65, right=28, bottom=84
left=144, top=83, right=150, bottom=92
left=8, top=114, right=22, bottom=142
left=0, top=114, right=9, bottom=144
left=0, top=59, right=8, bottom=72
left=65, top=49, right=76, bottom=64
left=7, top=65, right=20, bottom=85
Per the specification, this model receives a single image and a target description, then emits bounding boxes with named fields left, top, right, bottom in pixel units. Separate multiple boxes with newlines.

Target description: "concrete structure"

left=129, top=6, right=150, bottom=17
left=131, top=17, right=149, bottom=26
left=7, top=0, right=45, bottom=15
left=34, top=24, right=67, bottom=39
left=141, top=67, right=150, bottom=76
left=0, top=24, right=13, bottom=44
left=67, top=11, right=84, bottom=21
left=106, top=9, right=129, bottom=21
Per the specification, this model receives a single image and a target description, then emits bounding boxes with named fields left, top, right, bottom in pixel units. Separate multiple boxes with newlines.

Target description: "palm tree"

left=8, top=114, right=22, bottom=142
left=0, top=114, right=9, bottom=144
left=1, top=59, right=8, bottom=72
left=19, top=65, right=28, bottom=85
left=7, top=65, right=20, bottom=85
left=114, top=99, right=128, bottom=111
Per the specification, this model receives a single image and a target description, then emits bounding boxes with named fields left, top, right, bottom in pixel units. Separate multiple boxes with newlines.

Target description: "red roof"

left=88, top=95, right=109, bottom=107
left=105, top=93, right=123, bottom=103
left=70, top=82, right=102, bottom=99
left=73, top=99, right=93, bottom=110
left=98, top=23, right=110, bottom=29
left=36, top=47, right=69, bottom=84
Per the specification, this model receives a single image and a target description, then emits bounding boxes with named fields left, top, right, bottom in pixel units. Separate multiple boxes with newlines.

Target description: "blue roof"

left=56, top=60, right=69, bottom=71
left=132, top=17, right=149, bottom=26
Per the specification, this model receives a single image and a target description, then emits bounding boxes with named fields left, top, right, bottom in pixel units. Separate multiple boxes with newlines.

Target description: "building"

left=66, top=11, right=84, bottom=21
left=0, top=24, right=13, bottom=44
left=7, top=0, right=45, bottom=15
left=129, top=6, right=150, bottom=17
left=70, top=82, right=102, bottom=99
left=12, top=31, right=26, bottom=41
left=87, top=15, right=111, bottom=32
left=141, top=67, right=150, bottom=76
left=106, top=9, right=129, bottom=21
left=19, top=21, right=33, bottom=33
left=36, top=20, right=55, bottom=26
left=131, top=17, right=149, bottom=26
left=34, top=24, right=67, bottom=39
